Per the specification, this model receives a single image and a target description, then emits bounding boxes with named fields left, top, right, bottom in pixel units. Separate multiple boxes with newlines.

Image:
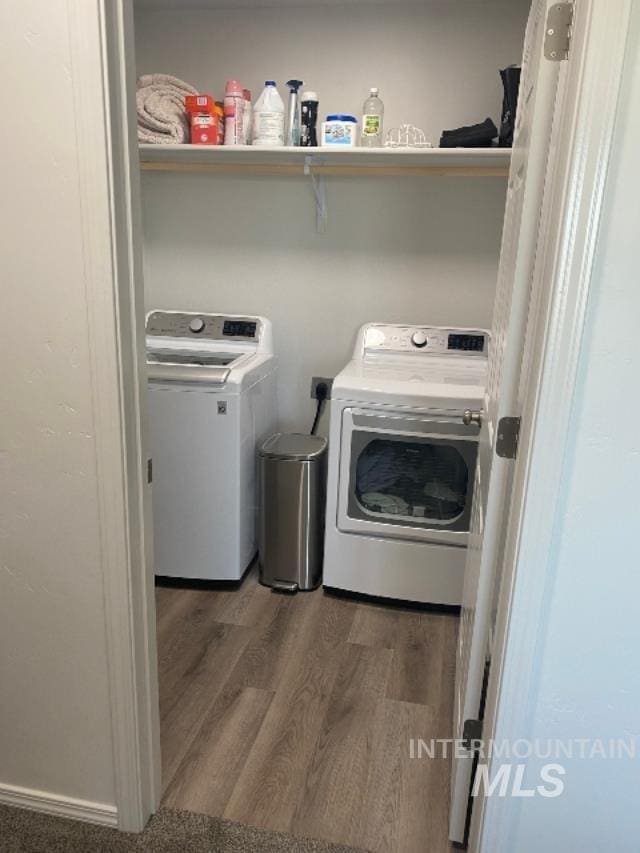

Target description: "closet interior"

left=132, top=1, right=531, bottom=849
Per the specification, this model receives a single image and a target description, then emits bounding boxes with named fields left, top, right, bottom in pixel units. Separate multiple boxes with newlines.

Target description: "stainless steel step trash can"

left=259, top=433, right=328, bottom=591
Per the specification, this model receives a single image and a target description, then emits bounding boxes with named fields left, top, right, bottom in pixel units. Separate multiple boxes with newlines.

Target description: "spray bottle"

left=285, top=80, right=303, bottom=146
left=223, top=80, right=244, bottom=146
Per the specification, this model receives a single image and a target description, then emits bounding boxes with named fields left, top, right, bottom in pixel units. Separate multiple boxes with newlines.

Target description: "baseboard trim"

left=0, top=783, right=118, bottom=827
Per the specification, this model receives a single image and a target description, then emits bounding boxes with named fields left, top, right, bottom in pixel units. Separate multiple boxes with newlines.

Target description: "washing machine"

left=146, top=311, right=277, bottom=581
left=324, top=322, right=489, bottom=606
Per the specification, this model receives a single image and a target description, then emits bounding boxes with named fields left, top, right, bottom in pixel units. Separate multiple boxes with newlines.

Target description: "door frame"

left=90, top=0, right=633, bottom=839
left=467, top=0, right=633, bottom=849
left=72, top=0, right=161, bottom=831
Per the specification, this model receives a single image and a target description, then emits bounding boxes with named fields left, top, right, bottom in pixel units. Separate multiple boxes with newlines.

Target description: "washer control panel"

left=362, top=324, right=489, bottom=357
left=146, top=311, right=260, bottom=342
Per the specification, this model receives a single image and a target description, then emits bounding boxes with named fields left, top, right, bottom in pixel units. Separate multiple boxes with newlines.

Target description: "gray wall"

left=135, top=1, right=530, bottom=431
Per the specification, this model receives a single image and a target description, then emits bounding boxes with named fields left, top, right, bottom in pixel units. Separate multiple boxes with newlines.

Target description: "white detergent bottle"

left=252, top=81, right=285, bottom=147
left=361, top=87, right=384, bottom=147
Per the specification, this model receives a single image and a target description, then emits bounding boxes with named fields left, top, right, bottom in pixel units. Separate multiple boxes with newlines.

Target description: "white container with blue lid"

left=321, top=114, right=358, bottom=147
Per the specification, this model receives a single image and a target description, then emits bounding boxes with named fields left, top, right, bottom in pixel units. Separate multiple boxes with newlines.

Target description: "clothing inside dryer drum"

left=355, top=438, right=469, bottom=522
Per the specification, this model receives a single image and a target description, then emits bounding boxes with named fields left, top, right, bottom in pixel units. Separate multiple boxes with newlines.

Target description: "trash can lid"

left=260, top=432, right=327, bottom=460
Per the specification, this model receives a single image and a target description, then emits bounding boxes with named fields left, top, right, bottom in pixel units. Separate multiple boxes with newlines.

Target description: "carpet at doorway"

left=0, top=805, right=369, bottom=853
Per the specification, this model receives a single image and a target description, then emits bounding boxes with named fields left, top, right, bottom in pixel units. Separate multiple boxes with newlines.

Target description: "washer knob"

left=411, top=331, right=428, bottom=349
left=189, top=317, right=205, bottom=334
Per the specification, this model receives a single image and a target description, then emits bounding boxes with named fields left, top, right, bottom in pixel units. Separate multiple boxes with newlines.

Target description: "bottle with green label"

left=360, top=87, right=384, bottom=147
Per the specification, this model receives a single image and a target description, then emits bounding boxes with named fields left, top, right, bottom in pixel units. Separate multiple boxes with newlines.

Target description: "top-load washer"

left=324, top=322, right=489, bottom=605
left=146, top=310, right=277, bottom=581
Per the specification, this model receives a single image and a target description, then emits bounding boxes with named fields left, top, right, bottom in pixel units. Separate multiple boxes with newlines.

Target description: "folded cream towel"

left=137, top=74, right=198, bottom=144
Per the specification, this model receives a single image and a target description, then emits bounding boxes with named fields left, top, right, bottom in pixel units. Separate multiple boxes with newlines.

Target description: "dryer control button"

left=189, top=317, right=205, bottom=333
left=411, top=331, right=428, bottom=348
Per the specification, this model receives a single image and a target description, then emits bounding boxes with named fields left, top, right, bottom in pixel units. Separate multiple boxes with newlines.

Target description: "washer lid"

left=146, top=350, right=239, bottom=385
left=147, top=350, right=242, bottom=367
left=260, top=433, right=327, bottom=460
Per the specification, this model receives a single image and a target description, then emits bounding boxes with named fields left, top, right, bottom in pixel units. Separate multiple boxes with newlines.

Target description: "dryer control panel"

left=360, top=324, right=489, bottom=358
left=146, top=311, right=261, bottom=342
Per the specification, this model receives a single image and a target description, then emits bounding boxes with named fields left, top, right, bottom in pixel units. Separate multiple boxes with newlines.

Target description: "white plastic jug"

left=252, top=81, right=285, bottom=147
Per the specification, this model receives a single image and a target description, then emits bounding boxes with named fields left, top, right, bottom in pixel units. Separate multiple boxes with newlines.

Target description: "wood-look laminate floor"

left=156, top=568, right=458, bottom=853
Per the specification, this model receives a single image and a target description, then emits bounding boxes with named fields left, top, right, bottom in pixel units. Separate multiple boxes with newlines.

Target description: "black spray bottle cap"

left=286, top=79, right=304, bottom=93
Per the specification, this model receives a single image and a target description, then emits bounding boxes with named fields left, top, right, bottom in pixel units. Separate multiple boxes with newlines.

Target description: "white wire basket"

left=384, top=124, right=433, bottom=149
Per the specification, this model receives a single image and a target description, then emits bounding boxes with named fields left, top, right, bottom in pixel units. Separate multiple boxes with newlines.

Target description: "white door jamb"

left=69, top=0, right=161, bottom=832
left=468, top=1, right=633, bottom=849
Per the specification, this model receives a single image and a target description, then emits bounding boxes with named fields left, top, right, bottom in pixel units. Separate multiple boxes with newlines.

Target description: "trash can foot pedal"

left=271, top=580, right=299, bottom=593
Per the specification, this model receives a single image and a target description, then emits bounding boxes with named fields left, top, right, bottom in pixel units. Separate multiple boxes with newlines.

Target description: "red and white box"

left=185, top=95, right=219, bottom=145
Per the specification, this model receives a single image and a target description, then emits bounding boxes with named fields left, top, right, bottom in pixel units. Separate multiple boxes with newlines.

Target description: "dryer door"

left=337, top=407, right=479, bottom=546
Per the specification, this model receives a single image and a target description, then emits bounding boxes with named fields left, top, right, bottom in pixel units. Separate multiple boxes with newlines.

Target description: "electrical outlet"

left=310, top=376, right=333, bottom=399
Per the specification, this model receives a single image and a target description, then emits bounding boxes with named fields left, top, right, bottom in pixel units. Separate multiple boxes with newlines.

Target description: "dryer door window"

left=338, top=408, right=479, bottom=545
left=355, top=438, right=469, bottom=524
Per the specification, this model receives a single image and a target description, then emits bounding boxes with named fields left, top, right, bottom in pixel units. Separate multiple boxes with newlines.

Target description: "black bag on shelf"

left=499, top=65, right=522, bottom=147
left=439, top=117, right=498, bottom=148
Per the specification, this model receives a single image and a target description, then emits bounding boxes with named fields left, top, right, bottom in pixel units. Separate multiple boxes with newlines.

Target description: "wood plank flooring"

left=157, top=569, right=458, bottom=853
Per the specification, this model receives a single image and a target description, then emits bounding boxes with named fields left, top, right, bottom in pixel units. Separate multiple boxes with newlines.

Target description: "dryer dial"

left=411, top=331, right=428, bottom=349
left=189, top=317, right=205, bottom=334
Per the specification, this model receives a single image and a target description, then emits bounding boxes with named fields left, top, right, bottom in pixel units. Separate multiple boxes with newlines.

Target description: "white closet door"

left=449, top=0, right=572, bottom=841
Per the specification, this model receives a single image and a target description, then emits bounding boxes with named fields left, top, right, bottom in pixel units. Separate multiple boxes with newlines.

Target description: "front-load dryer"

left=146, top=311, right=277, bottom=581
left=324, top=322, right=489, bottom=606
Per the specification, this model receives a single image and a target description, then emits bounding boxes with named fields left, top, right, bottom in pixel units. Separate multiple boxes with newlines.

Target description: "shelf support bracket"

left=305, top=156, right=327, bottom=234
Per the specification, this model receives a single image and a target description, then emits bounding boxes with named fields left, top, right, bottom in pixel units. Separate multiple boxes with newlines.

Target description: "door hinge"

left=544, top=2, right=573, bottom=61
left=147, top=458, right=153, bottom=484
left=496, top=416, right=521, bottom=459
left=462, top=718, right=484, bottom=750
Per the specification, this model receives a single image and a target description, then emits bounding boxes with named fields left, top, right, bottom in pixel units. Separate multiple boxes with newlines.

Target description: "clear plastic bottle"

left=361, top=87, right=384, bottom=148
left=252, top=81, right=285, bottom=147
